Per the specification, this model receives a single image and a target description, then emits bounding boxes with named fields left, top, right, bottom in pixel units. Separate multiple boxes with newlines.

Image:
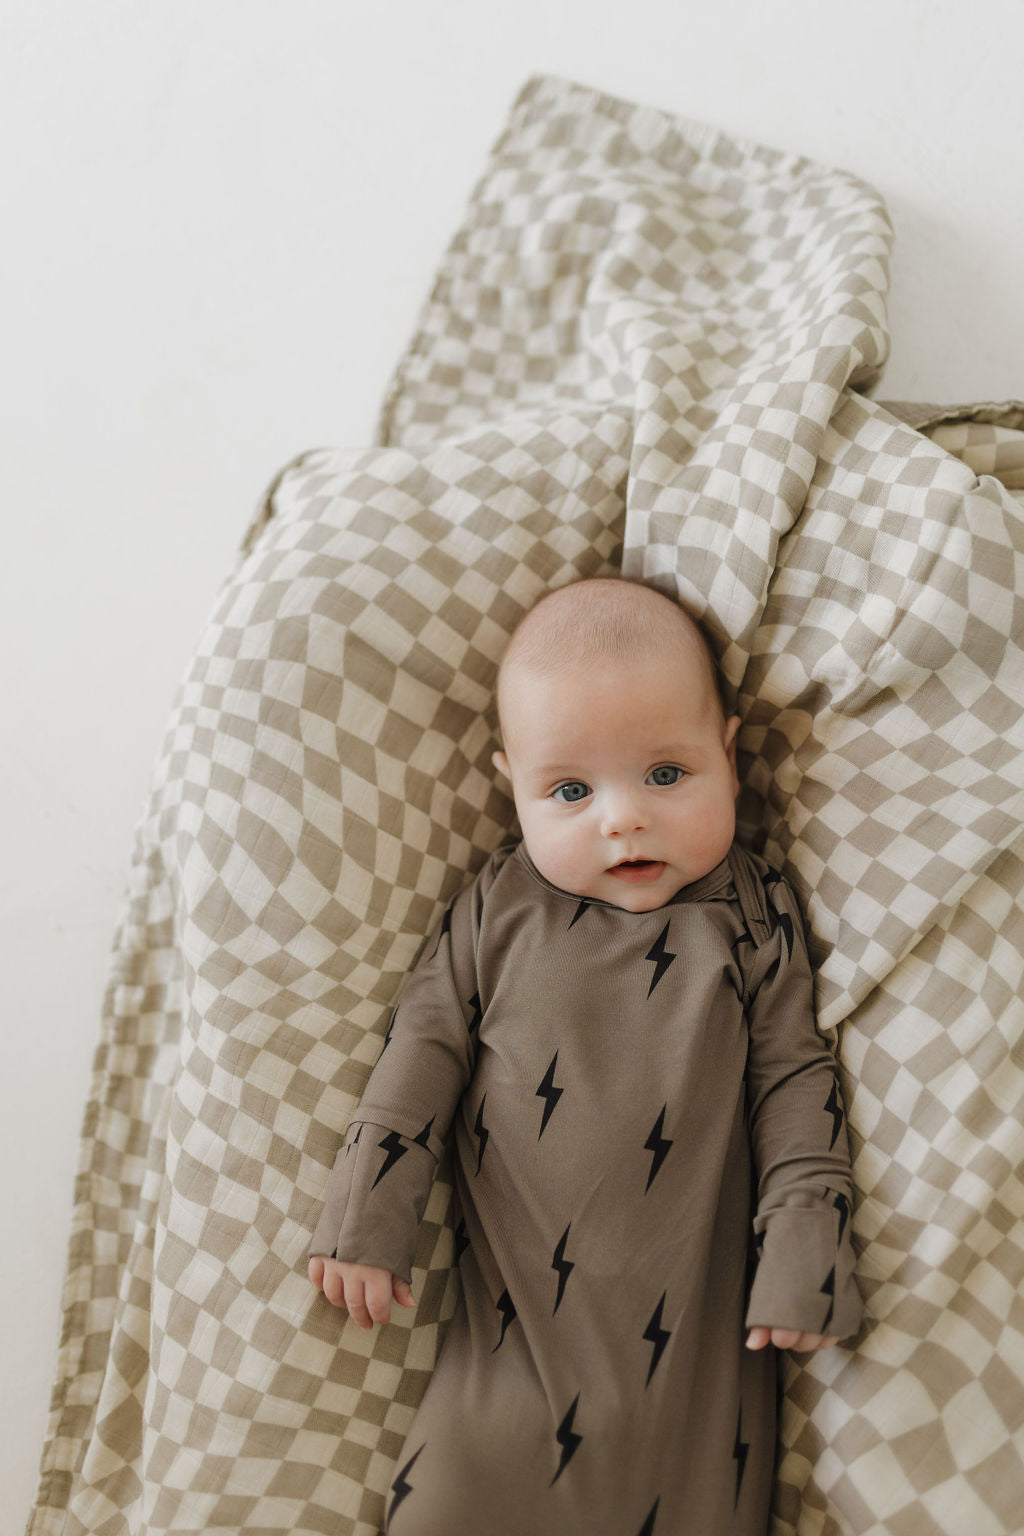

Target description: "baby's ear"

left=724, top=715, right=741, bottom=796
left=491, top=749, right=511, bottom=781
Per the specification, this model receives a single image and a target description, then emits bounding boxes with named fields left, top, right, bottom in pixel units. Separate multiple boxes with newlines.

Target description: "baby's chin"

left=585, top=865, right=688, bottom=912
left=598, top=882, right=681, bottom=913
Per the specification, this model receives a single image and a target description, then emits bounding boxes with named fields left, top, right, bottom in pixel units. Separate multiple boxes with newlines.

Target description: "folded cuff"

left=309, top=1120, right=436, bottom=1284
left=745, top=1197, right=863, bottom=1340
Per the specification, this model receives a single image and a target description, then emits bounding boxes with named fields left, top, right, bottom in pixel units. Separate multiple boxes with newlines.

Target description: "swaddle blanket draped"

left=29, top=75, right=1024, bottom=1536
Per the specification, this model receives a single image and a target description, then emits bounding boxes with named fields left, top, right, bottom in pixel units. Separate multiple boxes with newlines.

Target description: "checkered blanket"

left=29, top=77, right=1024, bottom=1536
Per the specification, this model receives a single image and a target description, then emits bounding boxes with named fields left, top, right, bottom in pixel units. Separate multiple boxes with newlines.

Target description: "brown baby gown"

left=311, top=842, right=863, bottom=1536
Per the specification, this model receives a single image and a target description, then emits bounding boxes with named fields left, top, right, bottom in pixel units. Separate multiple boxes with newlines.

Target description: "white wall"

left=3, top=0, right=1021, bottom=1525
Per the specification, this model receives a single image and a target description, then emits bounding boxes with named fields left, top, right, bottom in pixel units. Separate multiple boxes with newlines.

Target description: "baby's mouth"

left=607, top=859, right=666, bottom=884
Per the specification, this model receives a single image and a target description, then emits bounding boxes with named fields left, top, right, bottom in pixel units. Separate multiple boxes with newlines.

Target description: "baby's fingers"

left=344, top=1269, right=395, bottom=1329
left=791, top=1332, right=838, bottom=1352
left=320, top=1261, right=348, bottom=1309
left=392, top=1277, right=416, bottom=1310
left=745, top=1327, right=839, bottom=1352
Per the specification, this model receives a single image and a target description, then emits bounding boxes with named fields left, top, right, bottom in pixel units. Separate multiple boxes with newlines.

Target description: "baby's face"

left=494, top=652, right=740, bottom=913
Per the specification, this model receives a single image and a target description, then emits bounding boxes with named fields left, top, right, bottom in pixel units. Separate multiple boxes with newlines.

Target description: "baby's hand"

left=745, top=1326, right=837, bottom=1352
left=308, top=1256, right=416, bottom=1329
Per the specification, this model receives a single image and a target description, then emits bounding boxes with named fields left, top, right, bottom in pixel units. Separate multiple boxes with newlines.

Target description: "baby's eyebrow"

left=532, top=766, right=588, bottom=781
left=644, top=743, right=707, bottom=761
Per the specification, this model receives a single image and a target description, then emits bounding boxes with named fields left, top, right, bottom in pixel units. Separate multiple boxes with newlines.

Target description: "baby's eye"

left=552, top=781, right=591, bottom=804
left=647, top=765, right=684, bottom=787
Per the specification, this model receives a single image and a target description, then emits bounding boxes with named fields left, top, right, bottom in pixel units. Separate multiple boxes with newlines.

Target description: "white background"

left=3, top=0, right=1022, bottom=1525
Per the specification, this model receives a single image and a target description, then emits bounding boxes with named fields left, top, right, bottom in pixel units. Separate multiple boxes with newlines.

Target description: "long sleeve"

left=309, top=863, right=489, bottom=1280
left=741, top=868, right=863, bottom=1339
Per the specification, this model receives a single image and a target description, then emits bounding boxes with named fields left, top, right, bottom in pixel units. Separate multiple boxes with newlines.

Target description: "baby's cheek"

left=534, top=828, right=589, bottom=891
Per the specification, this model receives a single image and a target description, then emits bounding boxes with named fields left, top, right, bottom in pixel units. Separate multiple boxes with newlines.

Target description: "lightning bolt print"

left=389, top=1442, right=425, bottom=1522
left=833, top=1190, right=850, bottom=1244
left=760, top=904, right=796, bottom=993
left=776, top=909, right=795, bottom=961
left=569, top=899, right=590, bottom=929
left=453, top=1217, right=470, bottom=1262
left=372, top=1130, right=407, bottom=1189
left=643, top=1293, right=671, bottom=1387
left=644, top=1105, right=673, bottom=1192
left=729, top=915, right=760, bottom=998
left=412, top=1116, right=435, bottom=1148
left=733, top=1404, right=749, bottom=1508
left=535, top=1051, right=564, bottom=1139
left=466, top=991, right=483, bottom=1035
left=644, top=921, right=677, bottom=998
left=637, top=1498, right=660, bottom=1536
left=380, top=1008, right=398, bottom=1052
left=428, top=906, right=453, bottom=959
left=744, top=1226, right=766, bottom=1295
left=820, top=1264, right=836, bottom=1332
left=551, top=1392, right=583, bottom=1484
left=551, top=1224, right=574, bottom=1314
left=733, top=911, right=760, bottom=956
left=493, top=1288, right=517, bottom=1351
left=473, top=1095, right=489, bottom=1175
left=824, top=1078, right=844, bottom=1150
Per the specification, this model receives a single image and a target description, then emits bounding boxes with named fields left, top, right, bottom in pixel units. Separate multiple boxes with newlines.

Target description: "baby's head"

left=492, top=578, right=741, bottom=913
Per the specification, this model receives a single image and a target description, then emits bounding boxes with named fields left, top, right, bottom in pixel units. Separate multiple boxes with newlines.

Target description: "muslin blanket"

left=29, top=76, right=1024, bottom=1536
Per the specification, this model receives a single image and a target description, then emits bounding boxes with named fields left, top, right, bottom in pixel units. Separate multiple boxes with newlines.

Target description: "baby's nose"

left=600, top=789, right=648, bottom=837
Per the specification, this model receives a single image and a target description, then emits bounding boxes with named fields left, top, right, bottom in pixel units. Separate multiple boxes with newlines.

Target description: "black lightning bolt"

left=412, top=1116, right=435, bottom=1148
left=454, top=1217, right=470, bottom=1262
left=493, top=1288, right=517, bottom=1351
left=644, top=921, right=677, bottom=998
left=372, top=1130, right=407, bottom=1189
left=637, top=1499, right=660, bottom=1536
left=760, top=912, right=795, bottom=990
left=729, top=914, right=760, bottom=998
left=569, top=900, right=590, bottom=929
left=778, top=909, right=795, bottom=961
left=644, top=1106, right=673, bottom=1192
left=346, top=1123, right=365, bottom=1159
left=552, top=1224, right=574, bottom=1314
left=820, top=1264, right=836, bottom=1332
left=746, top=1226, right=765, bottom=1288
left=824, top=1079, right=844, bottom=1150
left=643, top=1293, right=671, bottom=1386
left=467, top=991, right=483, bottom=1034
left=380, top=1008, right=398, bottom=1052
left=731, top=912, right=760, bottom=962
left=389, top=1442, right=425, bottom=1521
left=757, top=874, right=796, bottom=987
left=551, top=1393, right=583, bottom=1484
left=473, top=1095, right=489, bottom=1174
left=833, top=1190, right=850, bottom=1244
left=429, top=907, right=453, bottom=959
left=733, top=1404, right=749, bottom=1507
left=536, top=1052, right=564, bottom=1139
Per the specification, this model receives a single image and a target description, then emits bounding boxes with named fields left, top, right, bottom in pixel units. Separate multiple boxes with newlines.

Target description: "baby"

left=309, top=577, right=862, bottom=1536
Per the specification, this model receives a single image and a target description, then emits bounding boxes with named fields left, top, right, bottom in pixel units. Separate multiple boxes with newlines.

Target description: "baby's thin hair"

left=497, top=576, right=724, bottom=725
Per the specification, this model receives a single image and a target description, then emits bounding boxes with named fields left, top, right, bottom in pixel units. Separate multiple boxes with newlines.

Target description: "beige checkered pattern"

left=29, top=75, right=1024, bottom=1536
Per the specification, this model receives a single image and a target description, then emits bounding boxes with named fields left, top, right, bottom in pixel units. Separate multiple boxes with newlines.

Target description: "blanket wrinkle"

left=28, top=74, right=1024, bottom=1536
